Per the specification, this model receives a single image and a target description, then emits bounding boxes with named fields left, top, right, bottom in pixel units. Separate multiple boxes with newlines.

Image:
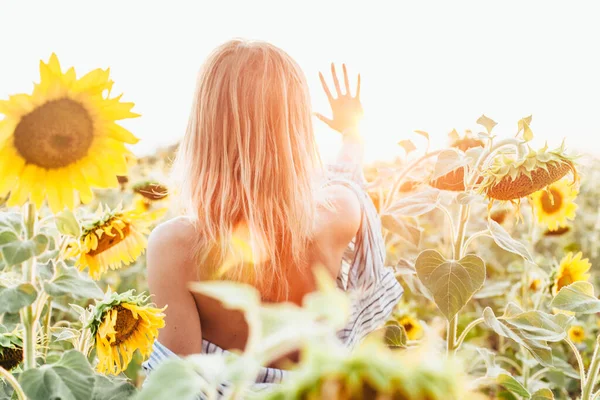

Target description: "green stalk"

left=20, top=202, right=37, bottom=371
left=0, top=366, right=26, bottom=400
left=42, top=297, right=52, bottom=361
left=583, top=336, right=600, bottom=400
left=446, top=316, right=458, bottom=356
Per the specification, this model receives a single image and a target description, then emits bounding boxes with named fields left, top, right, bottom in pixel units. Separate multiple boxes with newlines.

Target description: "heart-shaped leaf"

left=531, top=388, right=555, bottom=400
left=44, top=262, right=103, bottom=300
left=380, top=215, right=421, bottom=248
left=477, top=114, right=498, bottom=134
left=1, top=233, right=49, bottom=266
left=550, top=281, right=600, bottom=314
left=488, top=220, right=533, bottom=263
left=0, top=283, right=38, bottom=314
left=415, top=249, right=485, bottom=321
left=431, top=149, right=467, bottom=180
left=497, top=374, right=530, bottom=398
left=55, top=209, right=81, bottom=237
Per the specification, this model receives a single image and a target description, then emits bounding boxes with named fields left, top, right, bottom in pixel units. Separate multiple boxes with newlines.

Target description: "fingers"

left=355, top=73, right=361, bottom=99
left=319, top=72, right=334, bottom=103
left=314, top=112, right=334, bottom=128
left=331, top=63, right=342, bottom=97
left=342, top=64, right=351, bottom=96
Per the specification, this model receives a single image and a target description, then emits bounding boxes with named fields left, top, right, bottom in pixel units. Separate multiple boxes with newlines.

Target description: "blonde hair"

left=171, top=39, right=321, bottom=299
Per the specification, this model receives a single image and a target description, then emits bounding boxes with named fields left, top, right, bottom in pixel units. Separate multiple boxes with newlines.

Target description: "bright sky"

left=1, top=1, right=599, bottom=164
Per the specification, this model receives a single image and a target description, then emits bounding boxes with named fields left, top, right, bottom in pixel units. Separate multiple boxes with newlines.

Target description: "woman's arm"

left=315, top=63, right=366, bottom=180
left=146, top=217, right=203, bottom=356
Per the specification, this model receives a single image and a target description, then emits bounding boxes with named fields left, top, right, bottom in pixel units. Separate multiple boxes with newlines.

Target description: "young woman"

left=143, top=39, right=403, bottom=388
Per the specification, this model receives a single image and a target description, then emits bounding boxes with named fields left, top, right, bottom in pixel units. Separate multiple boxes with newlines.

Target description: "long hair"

left=171, top=39, right=321, bottom=299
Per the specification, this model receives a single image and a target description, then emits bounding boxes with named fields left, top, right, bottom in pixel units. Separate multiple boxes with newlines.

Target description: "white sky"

left=1, top=1, right=600, bottom=164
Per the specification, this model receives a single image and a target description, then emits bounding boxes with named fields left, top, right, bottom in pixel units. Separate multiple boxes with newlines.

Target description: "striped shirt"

left=142, top=160, right=404, bottom=396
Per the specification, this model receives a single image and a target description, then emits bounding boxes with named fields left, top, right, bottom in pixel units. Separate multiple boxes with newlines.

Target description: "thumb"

left=314, top=112, right=334, bottom=128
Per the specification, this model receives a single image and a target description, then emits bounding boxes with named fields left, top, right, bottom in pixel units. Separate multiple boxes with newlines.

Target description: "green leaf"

left=398, top=139, right=416, bottom=155
left=414, top=130, right=430, bottom=142
left=431, top=149, right=467, bottom=180
left=384, top=188, right=440, bottom=217
left=20, top=350, right=95, bottom=400
left=136, top=358, right=207, bottom=400
left=0, top=283, right=38, bottom=314
left=488, top=220, right=533, bottom=262
left=380, top=215, right=421, bottom=248
left=483, top=304, right=570, bottom=367
left=497, top=374, right=530, bottom=398
left=476, top=114, right=498, bottom=134
left=550, top=281, right=600, bottom=314
left=188, top=281, right=260, bottom=314
left=55, top=209, right=81, bottom=237
left=518, top=115, right=534, bottom=142
left=1, top=233, right=49, bottom=266
left=43, top=262, right=103, bottom=300
left=531, top=389, right=555, bottom=400
left=90, top=374, right=136, bottom=400
left=0, top=212, right=23, bottom=235
left=383, top=321, right=408, bottom=348
left=415, top=249, right=485, bottom=321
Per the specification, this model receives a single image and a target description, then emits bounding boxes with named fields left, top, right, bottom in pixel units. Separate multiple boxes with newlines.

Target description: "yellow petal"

left=106, top=122, right=139, bottom=144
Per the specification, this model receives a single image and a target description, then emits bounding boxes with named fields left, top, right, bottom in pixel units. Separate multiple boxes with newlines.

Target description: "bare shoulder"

left=146, top=216, right=198, bottom=280
left=316, top=184, right=362, bottom=243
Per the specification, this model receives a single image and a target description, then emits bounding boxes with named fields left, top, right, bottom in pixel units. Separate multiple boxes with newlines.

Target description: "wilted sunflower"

left=67, top=204, right=165, bottom=280
left=88, top=290, right=165, bottom=375
left=544, top=226, right=571, bottom=237
left=552, top=252, right=591, bottom=295
left=481, top=143, right=577, bottom=203
left=449, top=129, right=484, bottom=153
left=0, top=330, right=23, bottom=371
left=0, top=54, right=139, bottom=212
left=568, top=326, right=585, bottom=344
left=530, top=179, right=578, bottom=231
left=397, top=315, right=423, bottom=341
left=430, top=167, right=483, bottom=192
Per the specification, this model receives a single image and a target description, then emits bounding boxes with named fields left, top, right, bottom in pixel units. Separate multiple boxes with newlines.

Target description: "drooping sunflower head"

left=480, top=143, right=578, bottom=203
left=551, top=252, right=591, bottom=295
left=530, top=179, right=579, bottom=232
left=0, top=54, right=139, bottom=212
left=87, top=289, right=166, bottom=375
left=66, top=204, right=165, bottom=280
left=0, top=330, right=23, bottom=371
left=568, top=326, right=585, bottom=344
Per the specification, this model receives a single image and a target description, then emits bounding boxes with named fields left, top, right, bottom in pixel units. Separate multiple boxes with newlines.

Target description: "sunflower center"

left=540, top=188, right=563, bottom=214
left=0, top=347, right=23, bottom=371
left=556, top=272, right=574, bottom=292
left=88, top=222, right=131, bottom=256
left=403, top=322, right=414, bottom=333
left=13, top=98, right=94, bottom=168
left=113, top=305, right=140, bottom=346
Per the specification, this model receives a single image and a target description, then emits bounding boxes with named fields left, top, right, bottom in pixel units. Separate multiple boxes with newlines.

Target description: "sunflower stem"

left=446, top=316, right=458, bottom=356
left=455, top=317, right=485, bottom=350
left=42, top=297, right=52, bottom=361
left=384, top=150, right=444, bottom=210
left=582, top=336, right=600, bottom=400
left=0, top=365, right=26, bottom=400
left=20, top=202, right=38, bottom=371
left=565, top=336, right=586, bottom=392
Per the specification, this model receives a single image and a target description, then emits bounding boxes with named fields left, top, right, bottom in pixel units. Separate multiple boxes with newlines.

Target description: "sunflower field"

left=1, top=56, right=600, bottom=400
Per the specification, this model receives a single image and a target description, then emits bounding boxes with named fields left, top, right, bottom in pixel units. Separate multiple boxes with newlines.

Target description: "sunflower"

left=67, top=204, right=165, bottom=280
left=552, top=252, right=591, bottom=295
left=0, top=54, right=139, bottom=212
left=481, top=143, right=577, bottom=203
left=430, top=167, right=483, bottom=192
left=397, top=315, right=423, bottom=341
left=544, top=226, right=571, bottom=237
left=530, top=179, right=578, bottom=231
left=0, top=330, right=23, bottom=371
left=87, top=290, right=165, bottom=375
left=568, top=326, right=585, bottom=344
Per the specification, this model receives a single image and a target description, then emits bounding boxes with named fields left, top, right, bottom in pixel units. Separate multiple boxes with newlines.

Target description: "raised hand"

left=315, top=63, right=363, bottom=136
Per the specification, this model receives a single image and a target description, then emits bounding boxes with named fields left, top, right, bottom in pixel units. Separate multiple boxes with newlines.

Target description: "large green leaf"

left=90, top=374, right=136, bottom=400
left=136, top=358, right=206, bottom=400
left=43, top=261, right=103, bottom=300
left=483, top=304, right=571, bottom=367
left=55, top=209, right=81, bottom=237
left=431, top=149, right=467, bottom=180
left=384, top=188, right=440, bottom=217
left=497, top=374, right=530, bottom=399
left=488, top=220, right=533, bottom=262
left=0, top=283, right=38, bottom=313
left=20, top=350, right=95, bottom=400
left=550, top=281, right=600, bottom=314
left=188, top=280, right=260, bottom=314
left=384, top=321, right=408, bottom=348
left=380, top=215, right=421, bottom=248
left=1, top=233, right=49, bottom=266
left=0, top=212, right=23, bottom=236
left=415, top=249, right=485, bottom=321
